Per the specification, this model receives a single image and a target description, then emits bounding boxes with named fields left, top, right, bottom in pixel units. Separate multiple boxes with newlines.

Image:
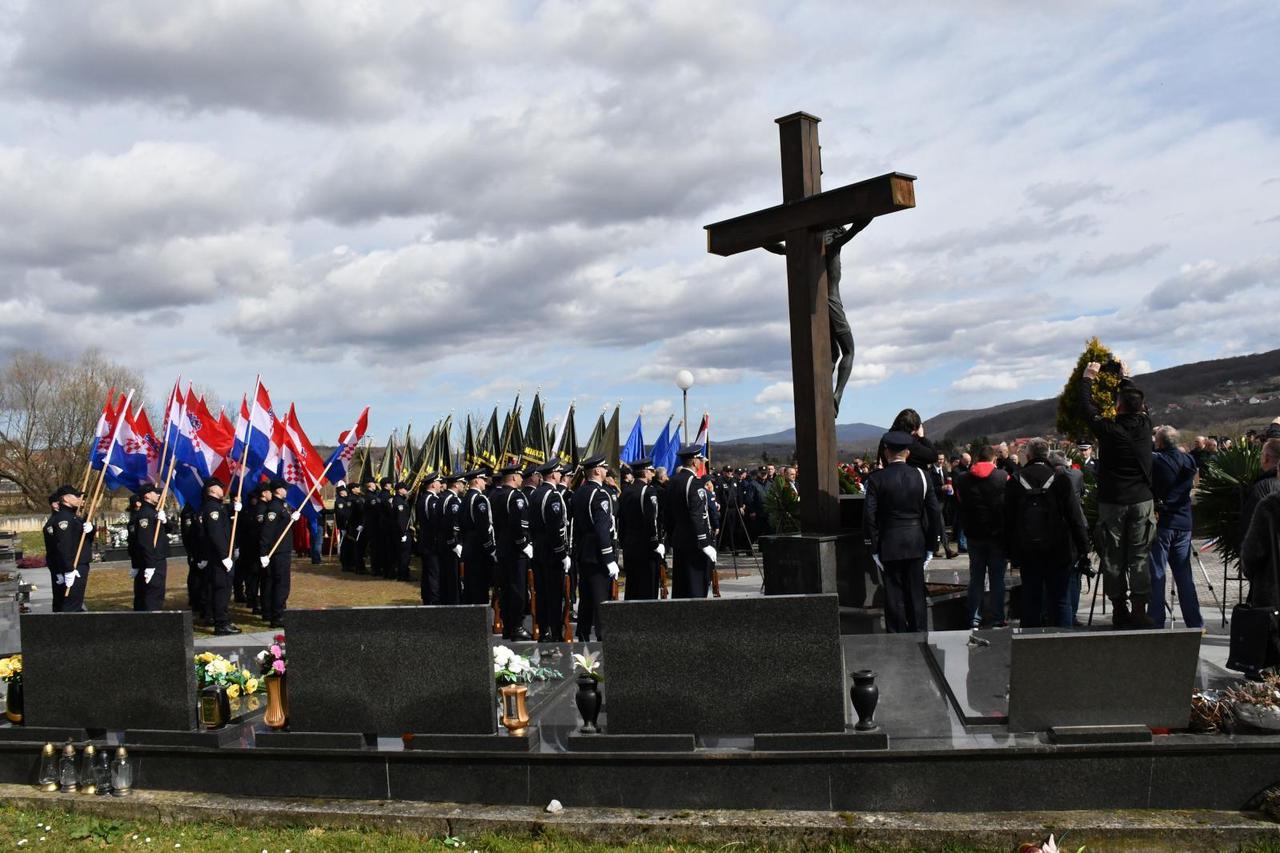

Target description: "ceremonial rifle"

left=659, top=560, right=670, bottom=599
left=562, top=574, right=575, bottom=642
left=527, top=565, right=539, bottom=640
left=711, top=565, right=722, bottom=598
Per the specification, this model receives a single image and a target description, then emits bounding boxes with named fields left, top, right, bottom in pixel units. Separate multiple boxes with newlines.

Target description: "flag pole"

left=151, top=455, right=178, bottom=547
left=73, top=388, right=134, bottom=569
left=228, top=375, right=262, bottom=554
left=265, top=460, right=335, bottom=559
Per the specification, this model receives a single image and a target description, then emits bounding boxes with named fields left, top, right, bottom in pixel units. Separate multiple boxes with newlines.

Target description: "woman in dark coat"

left=1241, top=489, right=1280, bottom=665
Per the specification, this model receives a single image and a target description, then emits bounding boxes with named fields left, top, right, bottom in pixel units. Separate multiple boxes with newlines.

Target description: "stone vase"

left=575, top=676, right=602, bottom=733
left=3, top=679, right=22, bottom=724
left=850, top=669, right=879, bottom=731
left=263, top=674, right=288, bottom=730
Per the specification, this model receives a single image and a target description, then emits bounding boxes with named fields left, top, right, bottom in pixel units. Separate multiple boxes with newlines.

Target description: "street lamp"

left=675, top=370, right=694, bottom=437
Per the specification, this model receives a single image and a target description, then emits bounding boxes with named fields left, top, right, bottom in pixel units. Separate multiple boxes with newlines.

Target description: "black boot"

left=1110, top=598, right=1130, bottom=629
left=1128, top=596, right=1154, bottom=629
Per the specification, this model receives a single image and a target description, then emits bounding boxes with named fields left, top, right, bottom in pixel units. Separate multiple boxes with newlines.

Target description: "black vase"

left=4, top=680, right=22, bottom=724
left=575, top=676, right=602, bottom=733
left=850, top=669, right=879, bottom=731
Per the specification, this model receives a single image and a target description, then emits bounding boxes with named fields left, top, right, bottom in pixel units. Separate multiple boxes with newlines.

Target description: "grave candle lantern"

left=36, top=742, right=58, bottom=792
left=58, top=742, right=77, bottom=793
left=110, top=746, right=132, bottom=796
left=77, top=743, right=98, bottom=794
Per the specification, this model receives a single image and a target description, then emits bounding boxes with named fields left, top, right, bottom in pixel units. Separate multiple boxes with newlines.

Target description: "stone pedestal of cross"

left=705, top=112, right=915, bottom=535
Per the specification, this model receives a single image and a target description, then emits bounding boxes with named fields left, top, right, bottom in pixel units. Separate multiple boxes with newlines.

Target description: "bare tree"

left=0, top=349, right=145, bottom=509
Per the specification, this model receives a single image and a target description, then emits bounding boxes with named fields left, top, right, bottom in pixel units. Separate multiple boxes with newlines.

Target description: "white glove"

left=702, top=545, right=717, bottom=563
left=144, top=568, right=155, bottom=584
left=64, top=570, right=79, bottom=588
left=157, top=510, right=168, bottom=524
left=522, top=543, right=533, bottom=559
left=197, top=561, right=208, bottom=569
left=655, top=543, right=666, bottom=558
left=233, top=501, right=242, bottom=513
left=562, top=556, right=572, bottom=572
left=290, top=511, right=301, bottom=521
left=356, top=525, right=364, bottom=536
left=82, top=522, right=93, bottom=534
left=606, top=561, right=620, bottom=579
left=128, top=568, right=139, bottom=579
left=400, top=534, right=408, bottom=542
left=221, top=557, right=233, bottom=571
left=872, top=555, right=884, bottom=572
left=260, top=556, right=270, bottom=568
left=453, top=544, right=462, bottom=558
left=924, top=552, right=934, bottom=569
left=233, top=547, right=240, bottom=559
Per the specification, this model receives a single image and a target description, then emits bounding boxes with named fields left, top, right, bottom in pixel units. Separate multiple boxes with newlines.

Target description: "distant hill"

left=929, top=348, right=1280, bottom=442
left=720, top=422, right=886, bottom=445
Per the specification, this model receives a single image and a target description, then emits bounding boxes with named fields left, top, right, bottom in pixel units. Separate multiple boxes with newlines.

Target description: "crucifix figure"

left=705, top=112, right=915, bottom=533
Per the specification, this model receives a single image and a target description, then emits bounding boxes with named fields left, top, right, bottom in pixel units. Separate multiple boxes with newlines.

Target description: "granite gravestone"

left=21, top=611, right=196, bottom=731
left=287, top=605, right=495, bottom=735
left=598, top=594, right=845, bottom=735
left=1007, top=628, right=1202, bottom=731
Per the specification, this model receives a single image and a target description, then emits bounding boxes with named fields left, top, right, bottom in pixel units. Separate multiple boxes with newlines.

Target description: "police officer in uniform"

left=571, top=456, right=618, bottom=641
left=416, top=473, right=441, bottom=604
left=620, top=459, right=664, bottom=600
left=365, top=477, right=388, bottom=576
left=334, top=483, right=353, bottom=571
left=492, top=464, right=534, bottom=641
left=236, top=489, right=261, bottom=612
left=865, top=430, right=943, bottom=633
left=258, top=479, right=295, bottom=629
left=666, top=446, right=715, bottom=598
left=392, top=481, right=413, bottom=581
left=435, top=472, right=465, bottom=605
left=348, top=481, right=369, bottom=573
left=180, top=501, right=205, bottom=621
left=43, top=485, right=93, bottom=613
left=199, top=478, right=240, bottom=635
left=461, top=468, right=495, bottom=605
left=127, top=482, right=174, bottom=611
left=530, top=460, right=570, bottom=641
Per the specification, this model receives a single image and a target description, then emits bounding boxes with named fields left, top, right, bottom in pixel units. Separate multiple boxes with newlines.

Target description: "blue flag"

left=650, top=417, right=673, bottom=472
left=621, top=414, right=645, bottom=464
left=657, top=423, right=682, bottom=474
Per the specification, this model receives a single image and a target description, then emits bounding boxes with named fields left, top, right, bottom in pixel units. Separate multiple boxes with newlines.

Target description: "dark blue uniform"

left=530, top=481, right=569, bottom=640
left=461, top=488, right=495, bottom=605
left=865, top=460, right=943, bottom=633
left=571, top=479, right=616, bottom=641
left=620, top=481, right=663, bottom=600
left=665, top=466, right=713, bottom=598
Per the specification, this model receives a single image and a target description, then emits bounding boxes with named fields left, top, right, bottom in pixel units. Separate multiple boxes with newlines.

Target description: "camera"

left=1098, top=359, right=1124, bottom=378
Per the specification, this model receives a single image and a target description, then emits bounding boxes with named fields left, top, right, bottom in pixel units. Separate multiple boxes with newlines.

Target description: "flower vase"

left=263, top=674, right=288, bottom=730
left=575, top=676, right=602, bottom=733
left=850, top=669, right=879, bottom=731
left=4, top=680, right=22, bottom=724
left=499, top=684, right=530, bottom=735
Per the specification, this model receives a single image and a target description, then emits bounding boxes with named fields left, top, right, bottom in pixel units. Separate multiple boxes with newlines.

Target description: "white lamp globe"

left=675, top=370, right=695, bottom=391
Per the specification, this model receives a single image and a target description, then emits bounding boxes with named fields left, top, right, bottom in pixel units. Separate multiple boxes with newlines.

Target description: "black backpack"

left=1018, top=472, right=1062, bottom=551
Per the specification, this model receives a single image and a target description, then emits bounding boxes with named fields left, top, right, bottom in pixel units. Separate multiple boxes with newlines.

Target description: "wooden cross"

left=704, top=112, right=916, bottom=533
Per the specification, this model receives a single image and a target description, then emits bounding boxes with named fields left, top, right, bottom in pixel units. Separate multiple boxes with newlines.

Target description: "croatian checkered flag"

left=324, top=406, right=369, bottom=486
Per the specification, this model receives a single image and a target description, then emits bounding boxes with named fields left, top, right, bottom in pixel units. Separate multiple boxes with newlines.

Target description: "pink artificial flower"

left=272, top=659, right=285, bottom=674
left=270, top=644, right=282, bottom=658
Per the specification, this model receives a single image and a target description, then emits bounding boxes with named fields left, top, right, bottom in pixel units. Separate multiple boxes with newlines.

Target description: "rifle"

left=711, top=565, right=722, bottom=598
left=527, top=565, right=540, bottom=640
left=562, top=573, right=575, bottom=642
left=610, top=577, right=619, bottom=600
left=659, top=561, right=670, bottom=599
left=491, top=585, right=503, bottom=634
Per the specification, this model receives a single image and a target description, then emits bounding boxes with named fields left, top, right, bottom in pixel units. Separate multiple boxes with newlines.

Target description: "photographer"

left=1149, top=426, right=1202, bottom=629
left=1080, top=359, right=1155, bottom=628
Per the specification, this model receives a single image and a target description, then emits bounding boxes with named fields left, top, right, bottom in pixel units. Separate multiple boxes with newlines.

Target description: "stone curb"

left=3, top=784, right=1280, bottom=850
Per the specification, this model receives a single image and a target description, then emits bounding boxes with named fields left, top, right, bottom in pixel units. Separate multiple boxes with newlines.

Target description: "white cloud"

left=754, top=381, right=793, bottom=404
left=952, top=373, right=1021, bottom=392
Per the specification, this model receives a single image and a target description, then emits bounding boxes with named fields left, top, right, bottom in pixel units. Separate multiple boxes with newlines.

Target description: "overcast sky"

left=1, top=1, right=1277, bottom=445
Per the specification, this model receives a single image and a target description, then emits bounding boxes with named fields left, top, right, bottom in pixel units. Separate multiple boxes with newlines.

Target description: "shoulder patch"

left=267, top=511, right=277, bottom=521
left=598, top=499, right=610, bottom=512
left=515, top=498, right=525, bottom=509
left=551, top=500, right=561, bottom=512
left=210, top=510, right=220, bottom=520
left=45, top=526, right=53, bottom=534
left=139, top=518, right=149, bottom=528
left=58, top=520, right=69, bottom=530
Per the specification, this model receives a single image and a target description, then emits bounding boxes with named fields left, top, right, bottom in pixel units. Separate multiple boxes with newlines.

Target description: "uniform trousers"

left=207, top=562, right=233, bottom=629
left=395, top=535, right=412, bottom=580
left=131, top=560, right=167, bottom=611
left=260, top=552, right=291, bottom=624
left=498, top=549, right=529, bottom=637
left=532, top=549, right=565, bottom=640
left=420, top=547, right=441, bottom=604
left=672, top=545, right=710, bottom=599
left=881, top=557, right=927, bottom=633
left=462, top=545, right=493, bottom=605
left=186, top=558, right=206, bottom=619
left=435, top=547, right=462, bottom=605
left=576, top=566, right=610, bottom=641
left=622, top=543, right=660, bottom=600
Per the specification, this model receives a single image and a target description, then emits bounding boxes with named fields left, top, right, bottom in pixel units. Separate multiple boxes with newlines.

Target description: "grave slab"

left=565, top=733, right=696, bottom=752
left=598, top=594, right=845, bottom=736
left=21, top=611, right=196, bottom=731
left=287, top=605, right=494, bottom=735
left=1049, top=725, right=1153, bottom=745
left=405, top=730, right=541, bottom=752
left=253, top=731, right=371, bottom=750
left=754, top=730, right=889, bottom=751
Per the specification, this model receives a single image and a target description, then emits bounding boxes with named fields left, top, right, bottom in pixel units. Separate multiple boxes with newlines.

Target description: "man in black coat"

left=434, top=473, right=465, bottom=605
left=529, top=460, right=570, bottom=640
left=954, top=445, right=1009, bottom=628
left=391, top=482, right=413, bottom=581
left=416, top=474, right=442, bottom=604
left=461, top=468, right=495, bottom=605
left=571, top=456, right=618, bottom=641
left=619, top=458, right=664, bottom=600
left=180, top=502, right=205, bottom=620
left=865, top=431, right=942, bottom=633
left=334, top=483, right=353, bottom=571
left=199, top=478, right=240, bottom=635
left=665, top=446, right=715, bottom=598
left=43, top=485, right=93, bottom=613
left=126, top=482, right=174, bottom=611
left=492, top=465, right=533, bottom=641
left=256, top=479, right=294, bottom=629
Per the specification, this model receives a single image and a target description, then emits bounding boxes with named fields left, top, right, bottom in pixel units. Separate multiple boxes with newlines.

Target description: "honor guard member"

left=180, top=501, right=206, bottom=621
left=865, top=430, right=943, bottom=633
left=571, top=456, right=618, bottom=641
left=43, top=485, right=93, bottom=613
left=258, top=479, right=296, bottom=628
left=392, top=481, right=413, bottom=581
left=435, top=472, right=466, bottom=605
left=235, top=489, right=261, bottom=611
left=620, top=458, right=664, bottom=600
left=334, top=483, right=353, bottom=571
left=492, top=464, right=533, bottom=641
left=460, top=468, right=496, bottom=605
left=363, top=477, right=385, bottom=575
left=530, top=460, right=571, bottom=641
left=522, top=464, right=541, bottom=498
left=416, top=473, right=441, bottom=604
left=667, top=445, right=715, bottom=598
left=127, top=482, right=174, bottom=611
left=351, top=479, right=373, bottom=573
left=199, top=478, right=240, bottom=635
left=125, top=493, right=143, bottom=610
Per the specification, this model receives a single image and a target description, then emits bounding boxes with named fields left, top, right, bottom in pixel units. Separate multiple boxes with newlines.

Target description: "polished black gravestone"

left=1007, top=628, right=1202, bottom=731
left=287, top=605, right=495, bottom=737
left=21, top=611, right=196, bottom=731
left=598, top=594, right=845, bottom=736
left=926, top=629, right=1011, bottom=725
